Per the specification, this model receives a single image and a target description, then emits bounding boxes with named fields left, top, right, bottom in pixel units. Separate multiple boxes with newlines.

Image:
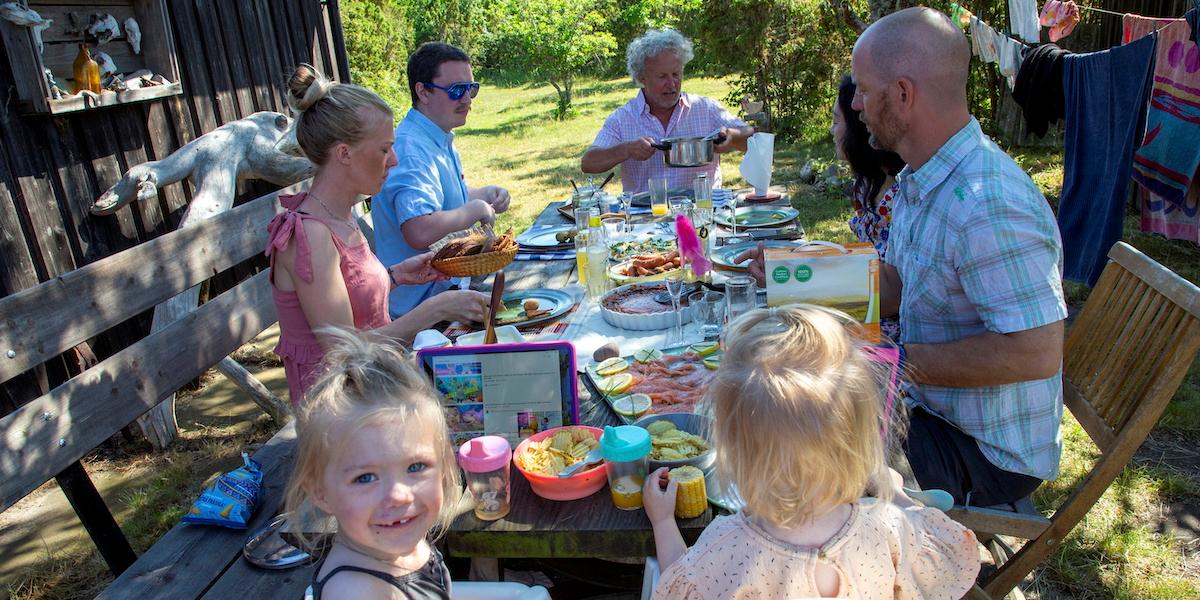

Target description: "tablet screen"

left=417, top=342, right=578, bottom=446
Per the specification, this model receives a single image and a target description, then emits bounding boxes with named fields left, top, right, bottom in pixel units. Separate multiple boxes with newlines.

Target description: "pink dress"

left=266, top=193, right=392, bottom=406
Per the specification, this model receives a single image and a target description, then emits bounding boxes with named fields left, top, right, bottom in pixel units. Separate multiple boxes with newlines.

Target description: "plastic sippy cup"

left=599, top=425, right=651, bottom=511
left=457, top=436, right=512, bottom=521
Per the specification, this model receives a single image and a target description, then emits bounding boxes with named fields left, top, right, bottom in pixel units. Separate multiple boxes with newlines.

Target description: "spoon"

left=903, top=487, right=954, bottom=511
left=558, top=448, right=603, bottom=478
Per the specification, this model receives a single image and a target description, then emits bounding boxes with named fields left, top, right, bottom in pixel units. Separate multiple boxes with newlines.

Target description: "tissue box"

left=765, top=242, right=881, bottom=342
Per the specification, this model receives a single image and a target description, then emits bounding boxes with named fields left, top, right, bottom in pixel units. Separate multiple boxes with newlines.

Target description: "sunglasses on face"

left=422, top=81, right=481, bottom=101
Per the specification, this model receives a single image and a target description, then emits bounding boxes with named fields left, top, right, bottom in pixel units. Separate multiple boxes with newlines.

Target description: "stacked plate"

left=516, top=224, right=574, bottom=253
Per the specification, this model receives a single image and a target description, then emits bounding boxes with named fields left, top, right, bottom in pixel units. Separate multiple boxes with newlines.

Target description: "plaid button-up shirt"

left=591, top=91, right=747, bottom=193
left=889, top=118, right=1068, bottom=481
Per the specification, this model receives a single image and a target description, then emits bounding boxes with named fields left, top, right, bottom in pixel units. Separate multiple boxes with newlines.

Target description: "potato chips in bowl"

left=513, top=426, right=607, bottom=501
left=633, top=413, right=715, bottom=472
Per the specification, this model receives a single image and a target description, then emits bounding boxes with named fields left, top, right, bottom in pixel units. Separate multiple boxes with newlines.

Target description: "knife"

left=484, top=270, right=505, bottom=345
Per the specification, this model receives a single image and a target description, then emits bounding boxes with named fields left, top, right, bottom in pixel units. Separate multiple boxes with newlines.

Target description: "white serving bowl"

left=599, top=282, right=693, bottom=331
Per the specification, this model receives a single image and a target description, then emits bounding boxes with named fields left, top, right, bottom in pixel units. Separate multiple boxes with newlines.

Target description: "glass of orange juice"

left=648, top=177, right=669, bottom=217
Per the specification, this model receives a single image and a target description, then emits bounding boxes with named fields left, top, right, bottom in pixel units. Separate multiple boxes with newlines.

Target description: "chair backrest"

left=967, top=241, right=1200, bottom=598
left=1062, top=242, right=1200, bottom=453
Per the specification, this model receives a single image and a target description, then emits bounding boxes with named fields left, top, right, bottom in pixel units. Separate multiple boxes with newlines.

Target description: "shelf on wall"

left=0, top=0, right=182, bottom=116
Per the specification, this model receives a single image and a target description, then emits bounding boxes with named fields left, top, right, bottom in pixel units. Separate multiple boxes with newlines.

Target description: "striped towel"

left=1125, top=15, right=1200, bottom=243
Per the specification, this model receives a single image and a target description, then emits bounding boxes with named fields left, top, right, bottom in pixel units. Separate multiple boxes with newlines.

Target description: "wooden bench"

left=0, top=181, right=312, bottom=598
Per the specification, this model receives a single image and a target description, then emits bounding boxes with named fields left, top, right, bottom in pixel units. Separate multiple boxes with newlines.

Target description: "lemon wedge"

left=612, top=393, right=652, bottom=418
left=688, top=342, right=719, bottom=357
left=599, top=372, right=636, bottom=395
left=702, top=356, right=721, bottom=370
left=634, top=348, right=664, bottom=363
left=595, top=357, right=629, bottom=377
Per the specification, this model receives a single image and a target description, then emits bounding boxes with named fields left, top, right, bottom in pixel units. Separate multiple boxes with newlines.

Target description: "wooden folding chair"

left=947, top=242, right=1200, bottom=599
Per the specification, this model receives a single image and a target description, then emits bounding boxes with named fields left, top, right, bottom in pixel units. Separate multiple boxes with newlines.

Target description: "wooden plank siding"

left=0, top=0, right=347, bottom=406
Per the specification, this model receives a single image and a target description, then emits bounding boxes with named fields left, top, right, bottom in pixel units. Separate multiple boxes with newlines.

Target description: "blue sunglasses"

left=422, top=81, right=481, bottom=101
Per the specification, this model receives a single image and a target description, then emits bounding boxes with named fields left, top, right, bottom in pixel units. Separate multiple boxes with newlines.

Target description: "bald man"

left=739, top=8, right=1067, bottom=506
left=857, top=8, right=1067, bottom=507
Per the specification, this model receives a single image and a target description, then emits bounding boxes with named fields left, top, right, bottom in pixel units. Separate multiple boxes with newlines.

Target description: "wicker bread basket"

left=429, top=225, right=517, bottom=277
left=431, top=246, right=517, bottom=277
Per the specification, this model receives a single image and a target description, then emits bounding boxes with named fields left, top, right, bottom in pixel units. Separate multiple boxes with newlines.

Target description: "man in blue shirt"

left=375, top=42, right=511, bottom=317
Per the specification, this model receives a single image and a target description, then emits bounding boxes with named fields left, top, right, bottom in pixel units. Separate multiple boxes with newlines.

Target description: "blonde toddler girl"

left=643, top=305, right=979, bottom=599
left=285, top=329, right=461, bottom=599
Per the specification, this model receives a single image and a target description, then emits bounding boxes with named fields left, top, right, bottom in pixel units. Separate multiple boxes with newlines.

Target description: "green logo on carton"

left=794, top=265, right=813, bottom=282
left=771, top=266, right=789, bottom=284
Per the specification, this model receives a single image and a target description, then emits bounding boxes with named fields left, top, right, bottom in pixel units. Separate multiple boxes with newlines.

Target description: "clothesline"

left=1076, top=4, right=1127, bottom=18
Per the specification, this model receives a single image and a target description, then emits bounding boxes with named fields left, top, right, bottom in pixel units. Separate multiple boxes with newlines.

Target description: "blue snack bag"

left=181, top=452, right=263, bottom=529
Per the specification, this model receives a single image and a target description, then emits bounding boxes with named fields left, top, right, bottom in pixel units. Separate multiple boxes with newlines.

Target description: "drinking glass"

left=693, top=174, right=713, bottom=210
left=690, top=290, right=725, bottom=341
left=574, top=229, right=589, bottom=286
left=669, top=196, right=693, bottom=219
left=725, top=275, right=756, bottom=322
left=585, top=237, right=609, bottom=301
left=665, top=271, right=685, bottom=345
left=727, top=193, right=740, bottom=237
left=618, top=192, right=633, bottom=224
left=649, top=177, right=669, bottom=217
left=602, top=216, right=626, bottom=244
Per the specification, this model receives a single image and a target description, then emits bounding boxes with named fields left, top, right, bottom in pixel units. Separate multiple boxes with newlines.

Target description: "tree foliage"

left=486, top=0, right=618, bottom=119
left=341, top=0, right=414, bottom=108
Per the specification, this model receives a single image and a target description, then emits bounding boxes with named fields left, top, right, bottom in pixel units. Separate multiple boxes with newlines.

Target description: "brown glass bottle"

left=72, top=43, right=101, bottom=94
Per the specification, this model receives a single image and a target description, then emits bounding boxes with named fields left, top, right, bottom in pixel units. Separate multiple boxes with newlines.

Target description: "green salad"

left=608, top=237, right=676, bottom=261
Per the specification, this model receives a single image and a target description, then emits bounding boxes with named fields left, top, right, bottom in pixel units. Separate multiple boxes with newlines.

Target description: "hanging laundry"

left=998, top=35, right=1025, bottom=89
left=949, top=3, right=974, bottom=30
left=1188, top=4, right=1199, bottom=48
left=1009, top=0, right=1040, bottom=42
left=970, top=16, right=1003, bottom=63
left=1059, top=33, right=1158, bottom=286
left=1125, top=14, right=1200, bottom=244
left=1013, top=44, right=1070, bottom=137
left=1039, top=0, right=1081, bottom=43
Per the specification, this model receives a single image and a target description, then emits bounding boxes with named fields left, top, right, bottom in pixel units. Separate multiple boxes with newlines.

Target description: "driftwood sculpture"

left=93, top=111, right=315, bottom=449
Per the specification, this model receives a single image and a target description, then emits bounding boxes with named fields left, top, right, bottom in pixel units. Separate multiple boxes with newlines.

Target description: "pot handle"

left=651, top=141, right=671, bottom=151
left=713, top=133, right=727, bottom=145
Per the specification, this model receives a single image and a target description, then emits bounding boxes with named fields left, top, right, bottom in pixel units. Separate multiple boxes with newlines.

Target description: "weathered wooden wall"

left=0, top=0, right=348, bottom=411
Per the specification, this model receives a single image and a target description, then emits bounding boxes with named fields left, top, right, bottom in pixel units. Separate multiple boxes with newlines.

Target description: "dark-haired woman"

left=832, top=75, right=906, bottom=341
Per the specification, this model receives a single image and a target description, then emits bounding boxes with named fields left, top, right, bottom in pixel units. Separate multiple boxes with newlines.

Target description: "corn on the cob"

left=670, top=466, right=707, bottom=518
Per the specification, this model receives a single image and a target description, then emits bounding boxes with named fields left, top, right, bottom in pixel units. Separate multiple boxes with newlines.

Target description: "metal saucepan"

left=651, top=130, right=727, bottom=168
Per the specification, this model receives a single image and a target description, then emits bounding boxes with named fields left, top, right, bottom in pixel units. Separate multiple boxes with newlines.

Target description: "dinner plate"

left=712, top=240, right=803, bottom=270
left=242, top=514, right=318, bottom=569
left=706, top=472, right=745, bottom=512
left=630, top=188, right=693, bottom=207
left=517, top=225, right=575, bottom=248
left=492, top=288, right=574, bottom=328
left=713, top=206, right=800, bottom=228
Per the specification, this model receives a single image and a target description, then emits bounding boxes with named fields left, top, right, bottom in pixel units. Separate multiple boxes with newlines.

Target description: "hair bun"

left=287, top=63, right=333, bottom=113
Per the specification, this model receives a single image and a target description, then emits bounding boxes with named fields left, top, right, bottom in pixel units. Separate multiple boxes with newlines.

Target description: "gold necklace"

left=311, top=192, right=361, bottom=234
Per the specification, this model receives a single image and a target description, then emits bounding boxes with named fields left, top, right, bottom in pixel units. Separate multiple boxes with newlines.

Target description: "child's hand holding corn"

left=643, top=467, right=678, bottom=526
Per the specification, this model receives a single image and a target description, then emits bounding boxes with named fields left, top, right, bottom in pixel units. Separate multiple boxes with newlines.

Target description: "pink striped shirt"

left=591, top=91, right=748, bottom=193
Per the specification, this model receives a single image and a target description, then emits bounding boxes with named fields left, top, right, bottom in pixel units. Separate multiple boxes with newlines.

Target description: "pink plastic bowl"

left=513, top=426, right=607, bottom=501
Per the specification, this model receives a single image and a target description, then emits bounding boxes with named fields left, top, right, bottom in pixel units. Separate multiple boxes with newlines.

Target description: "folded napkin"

left=739, top=133, right=775, bottom=196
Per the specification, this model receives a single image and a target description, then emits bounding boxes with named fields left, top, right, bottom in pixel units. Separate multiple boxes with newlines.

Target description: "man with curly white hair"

left=581, top=29, right=754, bottom=193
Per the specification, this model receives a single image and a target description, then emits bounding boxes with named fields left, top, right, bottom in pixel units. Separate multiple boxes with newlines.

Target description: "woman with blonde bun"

left=267, top=64, right=488, bottom=406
